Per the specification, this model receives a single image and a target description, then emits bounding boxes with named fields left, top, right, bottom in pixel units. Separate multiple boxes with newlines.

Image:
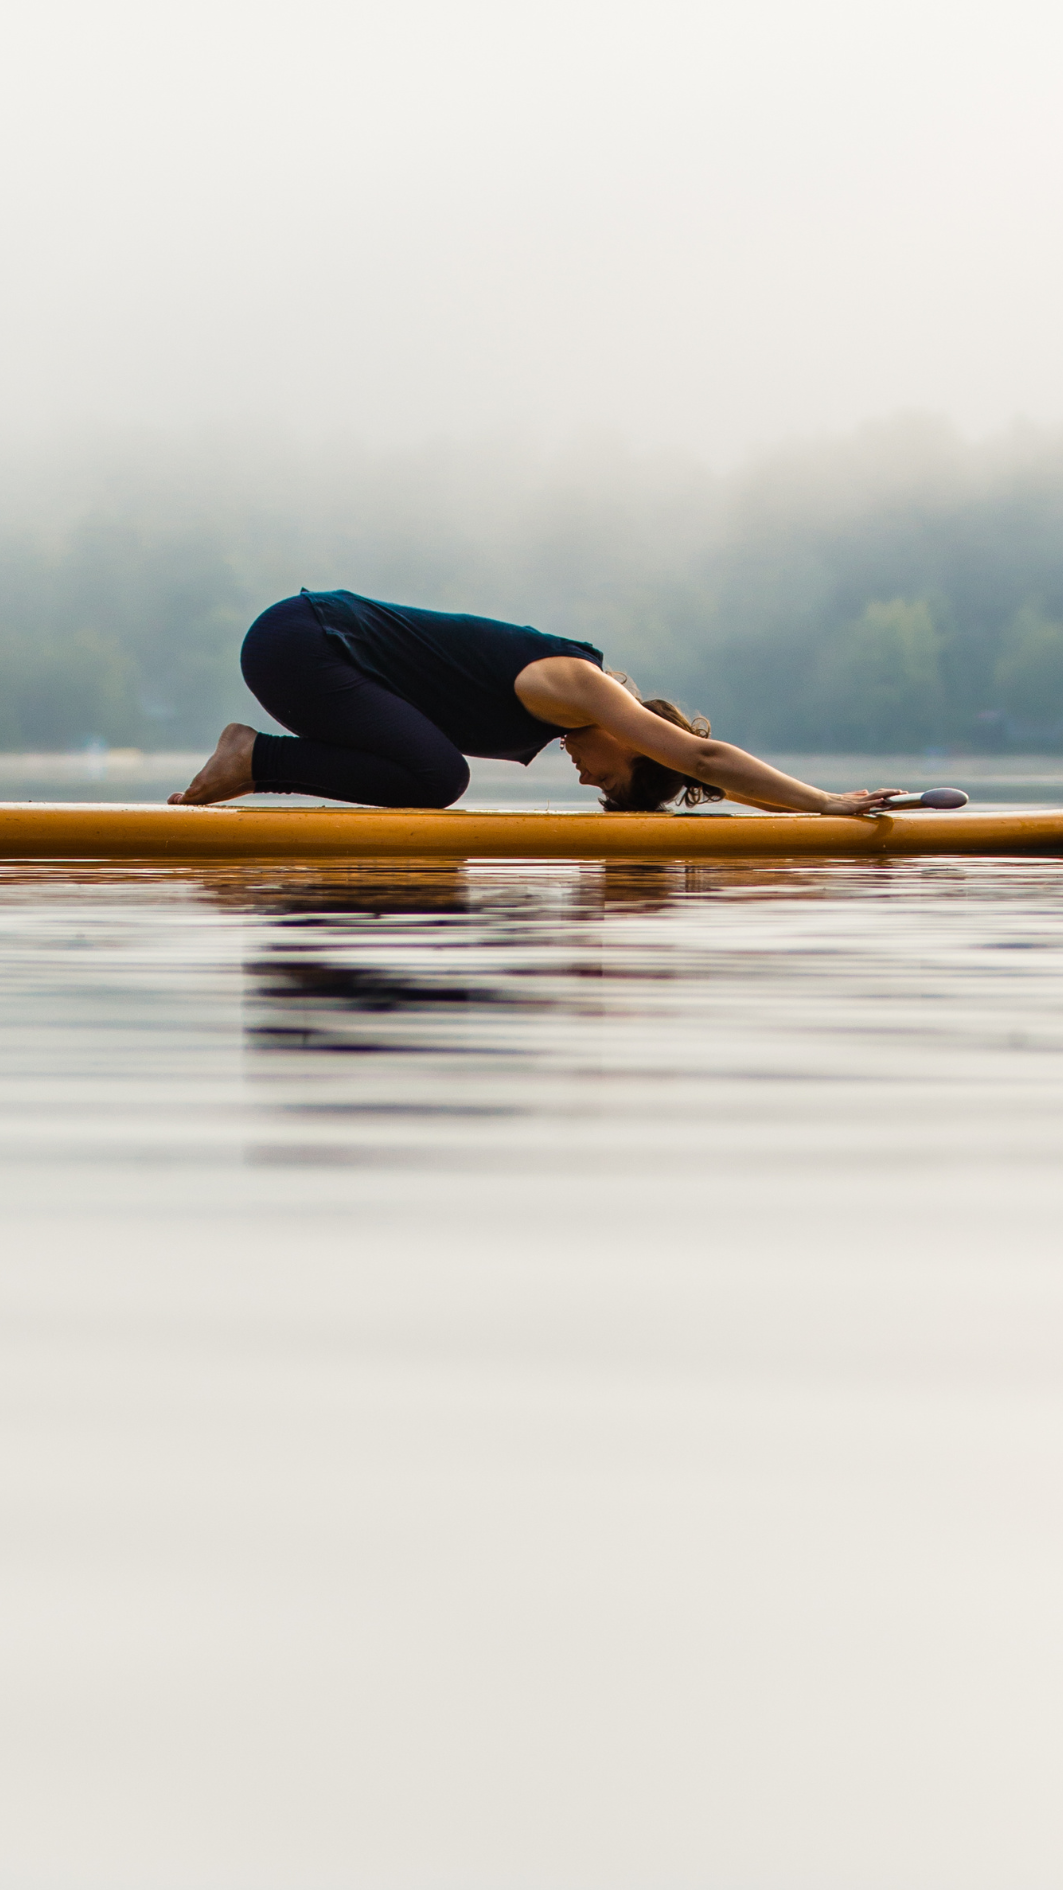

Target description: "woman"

left=170, top=588, right=899, bottom=816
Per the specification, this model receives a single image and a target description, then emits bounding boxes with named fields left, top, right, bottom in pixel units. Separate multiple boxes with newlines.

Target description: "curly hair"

left=600, top=698, right=723, bottom=813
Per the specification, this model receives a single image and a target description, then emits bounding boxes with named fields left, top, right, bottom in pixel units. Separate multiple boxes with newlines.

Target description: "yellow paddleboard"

left=0, top=802, right=1061, bottom=859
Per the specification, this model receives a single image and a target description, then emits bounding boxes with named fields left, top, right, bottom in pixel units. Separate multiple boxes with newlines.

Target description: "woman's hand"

left=818, top=788, right=906, bottom=817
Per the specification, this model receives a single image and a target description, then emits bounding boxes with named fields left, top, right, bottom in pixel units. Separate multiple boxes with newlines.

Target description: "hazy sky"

left=4, top=0, right=1063, bottom=462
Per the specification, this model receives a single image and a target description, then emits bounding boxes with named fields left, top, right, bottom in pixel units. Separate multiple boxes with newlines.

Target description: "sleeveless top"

left=301, top=588, right=604, bottom=764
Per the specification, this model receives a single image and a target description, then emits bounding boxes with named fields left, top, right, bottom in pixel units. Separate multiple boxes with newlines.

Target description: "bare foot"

left=168, top=724, right=258, bottom=804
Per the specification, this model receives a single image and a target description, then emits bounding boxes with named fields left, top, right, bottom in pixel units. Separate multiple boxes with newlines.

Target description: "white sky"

left=4, top=0, right=1063, bottom=462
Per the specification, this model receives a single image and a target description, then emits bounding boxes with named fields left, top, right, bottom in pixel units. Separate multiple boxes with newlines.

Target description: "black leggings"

left=241, top=596, right=471, bottom=807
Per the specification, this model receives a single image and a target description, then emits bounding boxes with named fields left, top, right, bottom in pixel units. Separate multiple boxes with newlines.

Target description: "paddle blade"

left=882, top=787, right=969, bottom=810
left=918, top=787, right=969, bottom=808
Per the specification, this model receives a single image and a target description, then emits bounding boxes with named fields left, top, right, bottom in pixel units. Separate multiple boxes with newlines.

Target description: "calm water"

left=3, top=849, right=1063, bottom=1886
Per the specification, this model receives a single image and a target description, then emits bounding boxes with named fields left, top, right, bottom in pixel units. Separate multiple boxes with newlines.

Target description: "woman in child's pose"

left=171, top=587, right=897, bottom=816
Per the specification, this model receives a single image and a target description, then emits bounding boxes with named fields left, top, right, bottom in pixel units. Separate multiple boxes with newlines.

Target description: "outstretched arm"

left=676, top=743, right=897, bottom=815
left=514, top=659, right=903, bottom=816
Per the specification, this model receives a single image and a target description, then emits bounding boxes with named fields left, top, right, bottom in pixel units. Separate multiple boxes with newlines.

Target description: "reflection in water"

left=2, top=854, right=1063, bottom=1886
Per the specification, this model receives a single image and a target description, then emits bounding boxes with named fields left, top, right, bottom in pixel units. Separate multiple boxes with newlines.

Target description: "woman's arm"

left=515, top=659, right=903, bottom=816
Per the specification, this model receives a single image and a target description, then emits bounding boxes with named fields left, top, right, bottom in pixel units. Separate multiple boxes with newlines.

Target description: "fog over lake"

left=2, top=418, right=1063, bottom=756
left=4, top=0, right=1063, bottom=457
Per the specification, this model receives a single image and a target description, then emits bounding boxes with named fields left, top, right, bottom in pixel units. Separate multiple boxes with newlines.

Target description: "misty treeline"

left=2, top=416, right=1063, bottom=752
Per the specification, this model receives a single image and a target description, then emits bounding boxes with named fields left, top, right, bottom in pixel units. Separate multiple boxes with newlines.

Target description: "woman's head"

left=563, top=699, right=722, bottom=812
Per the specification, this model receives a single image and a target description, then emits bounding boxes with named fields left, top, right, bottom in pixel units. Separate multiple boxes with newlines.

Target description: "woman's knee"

left=422, top=754, right=470, bottom=807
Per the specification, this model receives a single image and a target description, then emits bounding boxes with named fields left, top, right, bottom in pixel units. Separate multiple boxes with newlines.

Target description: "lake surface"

left=2, top=826, right=1063, bottom=1883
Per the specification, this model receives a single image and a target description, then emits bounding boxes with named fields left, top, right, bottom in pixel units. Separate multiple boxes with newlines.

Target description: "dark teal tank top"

left=301, top=588, right=604, bottom=764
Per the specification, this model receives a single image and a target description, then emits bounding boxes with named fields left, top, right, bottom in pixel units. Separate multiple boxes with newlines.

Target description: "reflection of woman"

left=171, top=588, right=898, bottom=815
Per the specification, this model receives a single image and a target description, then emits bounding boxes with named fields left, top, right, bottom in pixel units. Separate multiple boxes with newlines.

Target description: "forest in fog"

left=2, top=414, right=1063, bottom=754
